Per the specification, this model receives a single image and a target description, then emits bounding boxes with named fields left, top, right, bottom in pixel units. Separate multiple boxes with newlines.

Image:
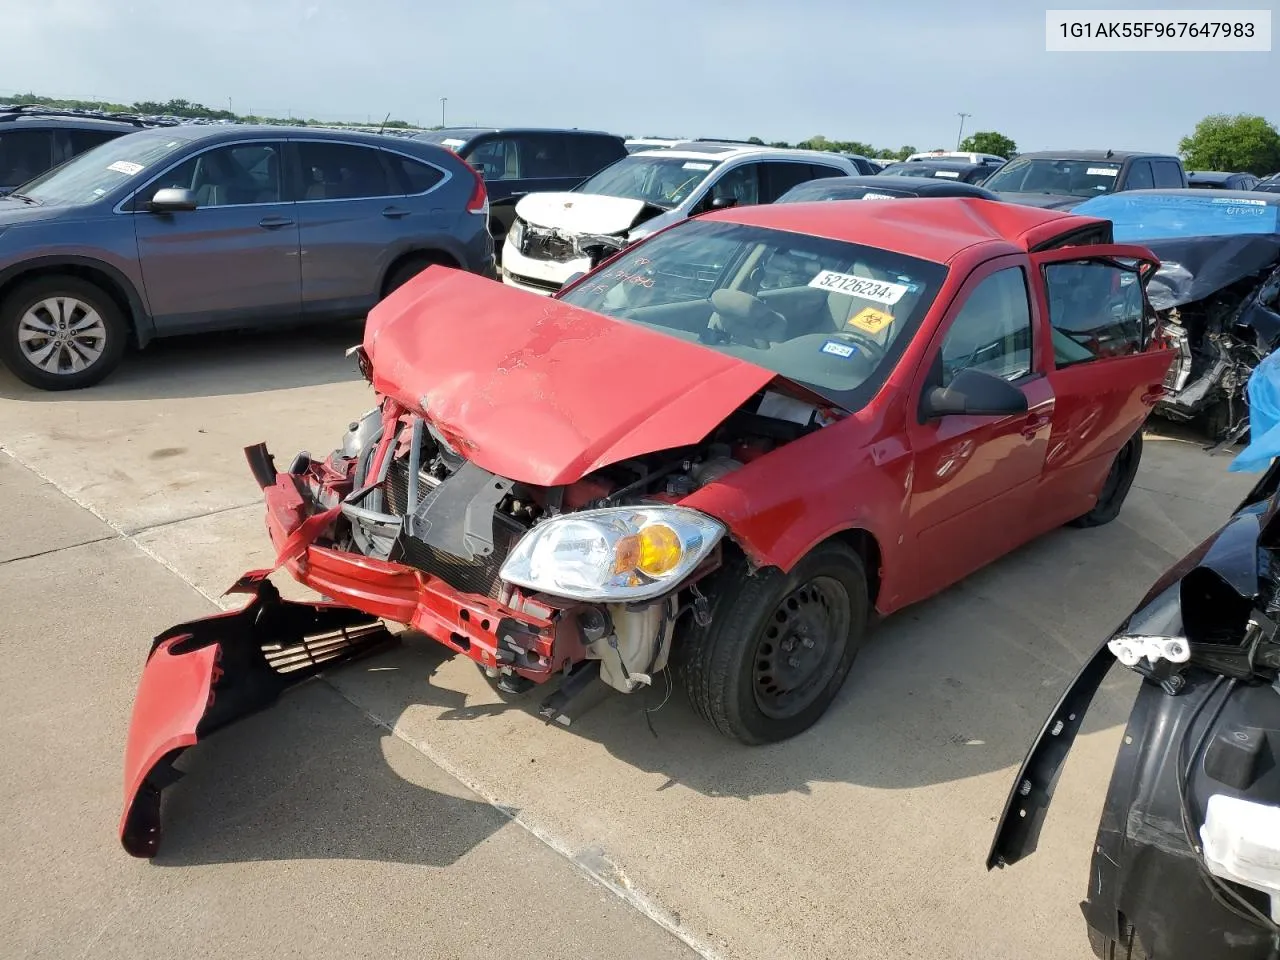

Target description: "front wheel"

left=0, top=276, right=128, bottom=390
left=1069, top=431, right=1143, bottom=528
left=674, top=542, right=869, bottom=745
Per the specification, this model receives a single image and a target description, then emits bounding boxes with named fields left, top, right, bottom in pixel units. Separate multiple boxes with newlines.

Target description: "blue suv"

left=0, top=124, right=494, bottom=390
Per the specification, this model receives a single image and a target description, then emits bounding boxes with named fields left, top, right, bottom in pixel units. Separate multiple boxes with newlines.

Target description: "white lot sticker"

left=442, top=138, right=466, bottom=148
left=1086, top=167, right=1118, bottom=176
left=861, top=191, right=898, bottom=200
left=107, top=160, right=144, bottom=176
left=1212, top=196, right=1266, bottom=206
left=934, top=170, right=961, bottom=178
left=808, top=269, right=909, bottom=305
left=683, top=161, right=713, bottom=170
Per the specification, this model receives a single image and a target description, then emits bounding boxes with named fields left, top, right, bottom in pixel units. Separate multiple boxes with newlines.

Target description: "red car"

left=120, top=198, right=1173, bottom=857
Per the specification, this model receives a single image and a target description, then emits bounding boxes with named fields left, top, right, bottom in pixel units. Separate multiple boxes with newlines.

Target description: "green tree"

left=891, top=145, right=917, bottom=160
left=959, top=131, right=1017, bottom=159
left=747, top=136, right=764, bottom=145
left=1178, top=114, right=1280, bottom=176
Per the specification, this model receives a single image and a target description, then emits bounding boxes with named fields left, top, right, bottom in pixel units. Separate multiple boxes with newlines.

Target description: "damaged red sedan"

left=121, top=198, right=1174, bottom=857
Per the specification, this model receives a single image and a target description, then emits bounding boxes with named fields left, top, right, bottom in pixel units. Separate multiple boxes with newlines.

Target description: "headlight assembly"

left=507, top=218, right=525, bottom=249
left=499, top=506, right=725, bottom=602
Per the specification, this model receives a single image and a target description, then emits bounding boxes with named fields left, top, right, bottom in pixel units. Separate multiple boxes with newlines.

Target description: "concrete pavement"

left=0, top=330, right=1260, bottom=959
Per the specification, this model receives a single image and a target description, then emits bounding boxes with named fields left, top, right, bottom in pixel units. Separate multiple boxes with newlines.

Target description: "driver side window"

left=939, top=267, right=1032, bottom=387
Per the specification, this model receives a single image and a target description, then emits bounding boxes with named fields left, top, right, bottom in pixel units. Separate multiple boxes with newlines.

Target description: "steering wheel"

left=706, top=289, right=787, bottom=347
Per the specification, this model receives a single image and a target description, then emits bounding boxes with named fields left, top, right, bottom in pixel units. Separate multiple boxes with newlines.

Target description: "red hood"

left=362, top=268, right=776, bottom=486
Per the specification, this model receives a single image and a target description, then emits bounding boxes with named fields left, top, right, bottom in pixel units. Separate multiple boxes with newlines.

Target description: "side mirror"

left=148, top=188, right=198, bottom=213
left=710, top=195, right=739, bottom=210
left=921, top=367, right=1028, bottom=419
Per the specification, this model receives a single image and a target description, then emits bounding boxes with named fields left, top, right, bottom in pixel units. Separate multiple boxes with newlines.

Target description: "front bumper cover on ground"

left=118, top=572, right=394, bottom=858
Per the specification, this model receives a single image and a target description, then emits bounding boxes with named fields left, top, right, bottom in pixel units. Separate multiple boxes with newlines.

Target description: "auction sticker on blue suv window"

left=809, top=270, right=909, bottom=305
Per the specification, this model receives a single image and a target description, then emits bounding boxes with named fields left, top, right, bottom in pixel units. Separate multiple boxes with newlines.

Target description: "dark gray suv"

left=0, top=125, right=495, bottom=390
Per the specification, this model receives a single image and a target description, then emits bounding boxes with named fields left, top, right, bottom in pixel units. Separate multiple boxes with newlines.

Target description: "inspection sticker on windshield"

left=861, top=191, right=898, bottom=200
left=809, top=270, right=909, bottom=305
left=935, top=170, right=960, bottom=178
left=847, top=306, right=895, bottom=334
left=442, top=138, right=466, bottom=148
left=821, top=339, right=858, bottom=358
left=107, top=160, right=144, bottom=176
left=1086, top=167, right=1118, bottom=176
left=682, top=162, right=713, bottom=170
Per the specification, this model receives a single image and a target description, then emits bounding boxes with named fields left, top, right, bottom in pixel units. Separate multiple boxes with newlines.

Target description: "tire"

left=1087, top=924, right=1148, bottom=960
left=0, top=276, right=128, bottom=390
left=381, top=256, right=451, bottom=299
left=674, top=541, right=869, bottom=745
left=1069, top=431, right=1143, bottom=529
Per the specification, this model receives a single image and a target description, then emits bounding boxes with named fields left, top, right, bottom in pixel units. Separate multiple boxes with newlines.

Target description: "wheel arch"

left=726, top=525, right=885, bottom=611
left=0, top=257, right=153, bottom=347
left=379, top=247, right=462, bottom=298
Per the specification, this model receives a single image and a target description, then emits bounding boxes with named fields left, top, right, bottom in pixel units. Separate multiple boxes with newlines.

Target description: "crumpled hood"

left=994, top=192, right=1086, bottom=211
left=362, top=268, right=776, bottom=486
left=515, top=191, right=650, bottom=236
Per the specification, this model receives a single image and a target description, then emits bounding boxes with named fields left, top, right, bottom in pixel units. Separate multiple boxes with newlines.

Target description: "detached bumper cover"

left=119, top=572, right=394, bottom=858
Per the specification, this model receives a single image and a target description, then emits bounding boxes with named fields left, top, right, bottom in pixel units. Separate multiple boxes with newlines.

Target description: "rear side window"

left=1152, top=160, right=1183, bottom=188
left=389, top=153, right=445, bottom=194
left=565, top=135, right=626, bottom=178
left=297, top=141, right=392, bottom=200
left=1125, top=161, right=1154, bottom=190
left=465, top=137, right=519, bottom=180
left=1044, top=260, right=1146, bottom=366
left=809, top=163, right=848, bottom=182
left=0, top=130, right=53, bottom=187
left=517, top=134, right=573, bottom=179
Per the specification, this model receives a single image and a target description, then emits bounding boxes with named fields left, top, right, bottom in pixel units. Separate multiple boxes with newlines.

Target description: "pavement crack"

left=1, top=533, right=119, bottom=566
left=122, top=499, right=262, bottom=536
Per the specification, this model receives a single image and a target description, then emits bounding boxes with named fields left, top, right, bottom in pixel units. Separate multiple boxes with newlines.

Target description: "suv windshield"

left=17, top=133, right=193, bottom=205
left=575, top=155, right=722, bottom=209
left=982, top=158, right=1122, bottom=197
left=558, top=220, right=947, bottom=410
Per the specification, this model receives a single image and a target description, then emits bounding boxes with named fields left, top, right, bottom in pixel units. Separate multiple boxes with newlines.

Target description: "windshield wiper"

left=5, top=193, right=40, bottom=205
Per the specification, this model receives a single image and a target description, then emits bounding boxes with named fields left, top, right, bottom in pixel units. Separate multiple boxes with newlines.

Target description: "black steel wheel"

left=752, top=577, right=851, bottom=721
left=674, top=541, right=869, bottom=745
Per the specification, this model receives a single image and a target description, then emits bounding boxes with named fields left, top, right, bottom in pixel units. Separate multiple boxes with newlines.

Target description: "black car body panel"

left=1189, top=170, right=1262, bottom=191
left=989, top=459, right=1280, bottom=958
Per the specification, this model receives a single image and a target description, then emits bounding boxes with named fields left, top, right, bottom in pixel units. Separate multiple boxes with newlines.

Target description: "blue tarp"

left=1231, top=350, right=1280, bottom=472
left=1075, top=192, right=1280, bottom=243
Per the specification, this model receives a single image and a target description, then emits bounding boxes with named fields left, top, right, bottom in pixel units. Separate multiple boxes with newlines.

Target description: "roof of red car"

left=705, top=198, right=1107, bottom=264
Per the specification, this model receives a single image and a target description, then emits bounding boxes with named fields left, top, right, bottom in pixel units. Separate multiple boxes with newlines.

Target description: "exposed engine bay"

left=310, top=386, right=830, bottom=700
left=1156, top=260, right=1280, bottom=444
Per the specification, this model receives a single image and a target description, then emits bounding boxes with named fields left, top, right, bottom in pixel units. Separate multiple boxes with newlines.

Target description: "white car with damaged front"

left=500, top=143, right=857, bottom=295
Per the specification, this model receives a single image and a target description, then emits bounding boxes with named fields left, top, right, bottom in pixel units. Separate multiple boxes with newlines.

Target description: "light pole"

left=956, top=112, right=971, bottom=150
left=440, top=97, right=447, bottom=127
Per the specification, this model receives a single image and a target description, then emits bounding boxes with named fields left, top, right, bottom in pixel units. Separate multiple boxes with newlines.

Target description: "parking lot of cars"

left=4, top=106, right=1280, bottom=960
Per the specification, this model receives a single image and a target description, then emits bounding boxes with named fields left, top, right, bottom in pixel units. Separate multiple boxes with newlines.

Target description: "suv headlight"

left=507, top=217, right=525, bottom=248
left=500, top=506, right=725, bottom=602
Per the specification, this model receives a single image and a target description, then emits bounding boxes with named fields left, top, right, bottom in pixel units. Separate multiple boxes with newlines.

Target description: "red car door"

left=1026, top=246, right=1173, bottom=530
left=899, top=256, right=1055, bottom=604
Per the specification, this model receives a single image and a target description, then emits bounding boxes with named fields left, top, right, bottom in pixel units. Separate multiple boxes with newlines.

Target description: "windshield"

left=413, top=131, right=472, bottom=150
left=17, top=134, right=193, bottom=206
left=558, top=220, right=947, bottom=410
left=881, top=163, right=967, bottom=180
left=982, top=157, right=1122, bottom=197
left=575, top=155, right=721, bottom=209
left=779, top=183, right=909, bottom=203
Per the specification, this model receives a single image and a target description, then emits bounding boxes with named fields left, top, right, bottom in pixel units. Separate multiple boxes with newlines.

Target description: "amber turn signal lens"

left=636, top=524, right=682, bottom=576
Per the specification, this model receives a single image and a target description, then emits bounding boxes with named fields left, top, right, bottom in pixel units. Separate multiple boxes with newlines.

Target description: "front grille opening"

left=381, top=457, right=527, bottom=600
left=449, top=632, right=471, bottom=651
left=264, top=623, right=390, bottom=675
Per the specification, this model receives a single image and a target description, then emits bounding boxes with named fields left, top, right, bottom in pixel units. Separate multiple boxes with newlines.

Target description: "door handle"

left=1021, top=413, right=1051, bottom=440
left=1141, top=384, right=1167, bottom=406
left=258, top=216, right=294, bottom=229
left=381, top=207, right=410, bottom=219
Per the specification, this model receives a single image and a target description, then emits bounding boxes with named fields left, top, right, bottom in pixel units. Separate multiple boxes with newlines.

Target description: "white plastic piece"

left=1200, top=794, right=1280, bottom=923
left=1107, top=634, right=1190, bottom=666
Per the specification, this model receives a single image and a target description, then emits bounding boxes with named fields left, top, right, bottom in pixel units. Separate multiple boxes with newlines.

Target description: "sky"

left=1, top=0, right=1275, bottom=155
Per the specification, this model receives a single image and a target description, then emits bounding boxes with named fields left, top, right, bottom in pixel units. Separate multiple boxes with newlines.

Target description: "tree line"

left=10, top=92, right=1280, bottom=177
